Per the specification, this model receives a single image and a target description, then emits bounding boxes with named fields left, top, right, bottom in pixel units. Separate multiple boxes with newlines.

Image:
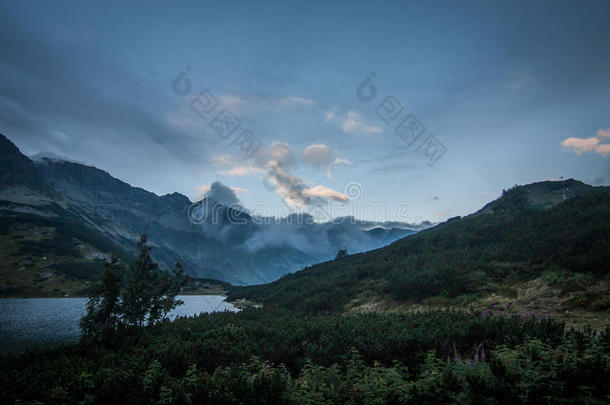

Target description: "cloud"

left=302, top=143, right=352, bottom=177
left=340, top=111, right=382, bottom=135
left=561, top=137, right=599, bottom=154
left=197, top=181, right=245, bottom=206
left=230, top=186, right=251, bottom=194
left=596, top=144, right=610, bottom=156
left=277, top=96, right=314, bottom=107
left=597, top=128, right=610, bottom=138
left=196, top=185, right=212, bottom=195
left=324, top=108, right=381, bottom=135
left=0, top=18, right=216, bottom=187
left=561, top=128, right=610, bottom=156
left=197, top=183, right=250, bottom=196
left=218, top=95, right=246, bottom=109
left=213, top=154, right=264, bottom=177
left=256, top=142, right=348, bottom=208
left=214, top=94, right=314, bottom=114
left=302, top=185, right=348, bottom=201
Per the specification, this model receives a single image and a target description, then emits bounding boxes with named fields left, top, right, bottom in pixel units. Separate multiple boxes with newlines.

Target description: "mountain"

left=229, top=181, right=610, bottom=326
left=0, top=134, right=425, bottom=294
left=0, top=135, right=41, bottom=188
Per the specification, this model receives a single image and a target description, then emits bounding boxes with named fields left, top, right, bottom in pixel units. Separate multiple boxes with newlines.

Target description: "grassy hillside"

left=0, top=200, right=230, bottom=297
left=229, top=182, right=610, bottom=323
left=0, top=201, right=133, bottom=297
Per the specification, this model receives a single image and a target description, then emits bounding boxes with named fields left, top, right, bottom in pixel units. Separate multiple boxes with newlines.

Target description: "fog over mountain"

left=0, top=134, right=428, bottom=285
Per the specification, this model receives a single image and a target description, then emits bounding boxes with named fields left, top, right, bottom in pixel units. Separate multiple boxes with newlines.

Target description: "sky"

left=1, top=0, right=609, bottom=223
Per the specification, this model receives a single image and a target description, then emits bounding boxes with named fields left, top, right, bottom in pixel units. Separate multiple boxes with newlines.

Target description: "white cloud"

left=595, top=144, right=610, bottom=156
left=302, top=144, right=352, bottom=178
left=277, top=96, right=314, bottom=107
left=302, top=185, right=348, bottom=201
left=597, top=128, right=610, bottom=138
left=255, top=142, right=348, bottom=207
left=196, top=183, right=250, bottom=197
left=340, top=111, right=382, bottom=135
left=218, top=95, right=246, bottom=109
left=213, top=142, right=348, bottom=207
left=561, top=128, right=610, bottom=156
left=561, top=137, right=599, bottom=155
left=196, top=184, right=212, bottom=195
left=214, top=94, right=314, bottom=114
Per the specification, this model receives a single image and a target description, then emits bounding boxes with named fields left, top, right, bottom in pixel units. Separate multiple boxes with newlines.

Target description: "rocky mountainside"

left=0, top=134, right=425, bottom=292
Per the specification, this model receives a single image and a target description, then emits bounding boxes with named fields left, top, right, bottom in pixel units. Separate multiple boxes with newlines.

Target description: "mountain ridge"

left=229, top=180, right=610, bottom=326
left=0, top=133, right=426, bottom=292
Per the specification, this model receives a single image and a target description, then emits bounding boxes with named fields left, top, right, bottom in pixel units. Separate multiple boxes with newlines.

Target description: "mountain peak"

left=30, top=151, right=81, bottom=164
left=161, top=192, right=192, bottom=208
left=478, top=179, right=606, bottom=215
left=0, top=134, right=41, bottom=188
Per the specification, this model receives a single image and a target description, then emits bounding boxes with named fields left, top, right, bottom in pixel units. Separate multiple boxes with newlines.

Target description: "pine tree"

left=122, top=235, right=159, bottom=327
left=81, top=234, right=187, bottom=341
left=79, top=255, right=124, bottom=342
left=150, top=262, right=187, bottom=324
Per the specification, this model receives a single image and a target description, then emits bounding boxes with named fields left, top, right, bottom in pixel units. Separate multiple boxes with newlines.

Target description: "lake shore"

left=0, top=295, right=239, bottom=355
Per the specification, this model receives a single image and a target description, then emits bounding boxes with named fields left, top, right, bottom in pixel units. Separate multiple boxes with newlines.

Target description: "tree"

left=122, top=235, right=160, bottom=327
left=80, top=255, right=124, bottom=342
left=335, top=249, right=348, bottom=260
left=149, top=262, right=187, bottom=324
left=81, top=235, right=187, bottom=341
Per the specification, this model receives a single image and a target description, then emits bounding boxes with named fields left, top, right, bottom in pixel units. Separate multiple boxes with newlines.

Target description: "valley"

left=0, top=133, right=426, bottom=293
left=3, top=2, right=610, bottom=402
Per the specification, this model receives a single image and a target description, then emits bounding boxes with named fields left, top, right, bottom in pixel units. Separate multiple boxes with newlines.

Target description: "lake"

left=0, top=295, right=239, bottom=355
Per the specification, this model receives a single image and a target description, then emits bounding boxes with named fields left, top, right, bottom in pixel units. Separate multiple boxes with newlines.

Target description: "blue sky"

left=1, top=0, right=609, bottom=222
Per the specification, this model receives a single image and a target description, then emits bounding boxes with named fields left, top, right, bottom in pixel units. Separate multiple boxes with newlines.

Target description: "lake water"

left=0, top=295, right=238, bottom=355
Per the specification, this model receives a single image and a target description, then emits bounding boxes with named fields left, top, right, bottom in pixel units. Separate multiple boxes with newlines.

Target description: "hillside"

left=0, top=133, right=425, bottom=293
left=229, top=182, right=610, bottom=326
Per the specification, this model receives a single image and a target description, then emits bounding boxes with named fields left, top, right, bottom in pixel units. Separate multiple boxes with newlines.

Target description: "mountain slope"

left=0, top=133, right=425, bottom=291
left=0, top=135, right=41, bottom=188
left=229, top=182, right=610, bottom=319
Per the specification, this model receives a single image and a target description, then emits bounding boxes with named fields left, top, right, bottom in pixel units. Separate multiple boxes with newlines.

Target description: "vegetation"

left=80, top=235, right=187, bottom=342
left=1, top=309, right=609, bottom=404
left=335, top=249, right=348, bottom=260
left=229, top=186, right=610, bottom=314
left=1, top=181, right=609, bottom=403
left=0, top=202, right=133, bottom=297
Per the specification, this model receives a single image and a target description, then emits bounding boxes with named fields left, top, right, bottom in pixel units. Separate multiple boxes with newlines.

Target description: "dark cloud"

left=0, top=14, right=214, bottom=172
left=206, top=181, right=242, bottom=207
